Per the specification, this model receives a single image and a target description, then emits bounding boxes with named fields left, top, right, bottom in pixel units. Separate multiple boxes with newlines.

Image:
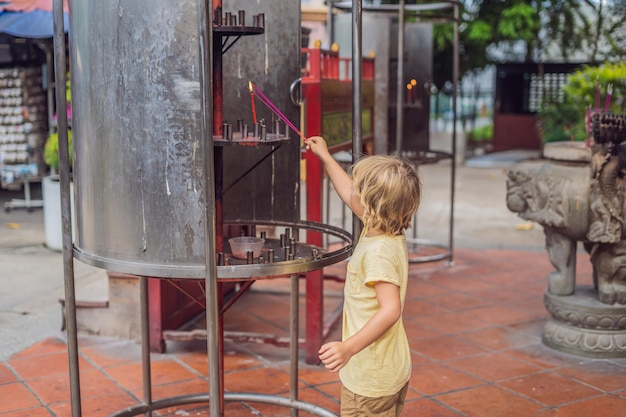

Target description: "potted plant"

left=466, top=123, right=493, bottom=156
left=537, top=62, right=625, bottom=145
left=43, top=130, right=72, bottom=175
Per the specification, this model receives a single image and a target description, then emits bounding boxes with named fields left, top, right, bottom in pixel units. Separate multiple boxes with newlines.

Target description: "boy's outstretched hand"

left=305, top=135, right=329, bottom=158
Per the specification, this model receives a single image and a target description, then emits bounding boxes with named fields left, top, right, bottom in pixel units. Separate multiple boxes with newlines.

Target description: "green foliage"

left=537, top=62, right=625, bottom=143
left=466, top=21, right=492, bottom=43
left=467, top=124, right=493, bottom=143
left=498, top=3, right=540, bottom=41
left=44, top=130, right=72, bottom=170
left=537, top=100, right=587, bottom=143
left=431, top=0, right=626, bottom=88
left=44, top=74, right=73, bottom=170
left=562, top=63, right=626, bottom=114
left=432, top=23, right=454, bottom=51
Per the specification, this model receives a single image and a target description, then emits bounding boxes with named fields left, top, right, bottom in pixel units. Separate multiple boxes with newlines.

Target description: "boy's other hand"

left=319, top=341, right=352, bottom=373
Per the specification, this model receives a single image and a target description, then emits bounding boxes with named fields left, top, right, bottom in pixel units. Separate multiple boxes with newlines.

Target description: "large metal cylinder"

left=70, top=0, right=209, bottom=278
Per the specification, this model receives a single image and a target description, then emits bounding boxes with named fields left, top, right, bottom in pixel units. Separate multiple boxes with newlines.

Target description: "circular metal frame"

left=332, top=0, right=460, bottom=16
left=73, top=219, right=352, bottom=280
left=108, top=393, right=338, bottom=417
left=214, top=27, right=264, bottom=36
left=406, top=238, right=451, bottom=264
left=401, top=149, right=453, bottom=165
left=331, top=0, right=460, bottom=266
left=212, top=132, right=291, bottom=145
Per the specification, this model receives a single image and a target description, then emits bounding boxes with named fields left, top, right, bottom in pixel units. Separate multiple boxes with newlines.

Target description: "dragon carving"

left=507, top=112, right=626, bottom=305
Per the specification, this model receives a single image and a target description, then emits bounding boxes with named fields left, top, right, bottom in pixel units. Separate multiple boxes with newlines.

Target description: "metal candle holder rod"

left=289, top=238, right=296, bottom=254
left=226, top=123, right=233, bottom=141
left=215, top=9, right=223, bottom=26
left=260, top=123, right=267, bottom=141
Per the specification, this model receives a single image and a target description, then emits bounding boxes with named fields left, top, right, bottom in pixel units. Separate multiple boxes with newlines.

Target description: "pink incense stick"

left=249, top=82, right=305, bottom=139
left=251, top=83, right=291, bottom=124
left=255, top=92, right=304, bottom=139
left=605, top=83, right=613, bottom=111
left=586, top=107, right=590, bottom=135
left=595, top=78, right=600, bottom=113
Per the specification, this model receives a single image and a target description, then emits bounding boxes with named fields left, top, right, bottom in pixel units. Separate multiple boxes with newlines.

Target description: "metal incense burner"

left=57, top=0, right=356, bottom=416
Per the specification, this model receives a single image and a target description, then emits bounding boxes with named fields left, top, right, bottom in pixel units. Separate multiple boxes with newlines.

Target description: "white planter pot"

left=42, top=175, right=75, bottom=252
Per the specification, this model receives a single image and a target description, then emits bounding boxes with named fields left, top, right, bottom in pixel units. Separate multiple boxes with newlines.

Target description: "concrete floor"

left=7, top=156, right=623, bottom=417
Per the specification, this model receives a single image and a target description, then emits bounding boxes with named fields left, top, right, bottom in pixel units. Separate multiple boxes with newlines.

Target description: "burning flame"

left=248, top=81, right=253, bottom=92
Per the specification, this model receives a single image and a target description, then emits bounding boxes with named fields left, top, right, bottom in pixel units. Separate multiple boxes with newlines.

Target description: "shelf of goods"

left=0, top=66, right=47, bottom=211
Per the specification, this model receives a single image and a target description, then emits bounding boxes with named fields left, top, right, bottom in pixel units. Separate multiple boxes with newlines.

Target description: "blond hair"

left=350, top=155, right=421, bottom=235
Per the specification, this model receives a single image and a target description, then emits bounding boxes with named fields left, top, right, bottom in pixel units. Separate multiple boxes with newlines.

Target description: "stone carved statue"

left=506, top=112, right=626, bottom=305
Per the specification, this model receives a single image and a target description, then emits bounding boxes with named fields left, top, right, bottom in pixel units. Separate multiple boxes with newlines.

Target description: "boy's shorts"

left=340, top=382, right=409, bottom=417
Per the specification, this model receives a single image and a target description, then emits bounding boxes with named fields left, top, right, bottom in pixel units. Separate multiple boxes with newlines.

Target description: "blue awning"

left=0, top=10, right=69, bottom=39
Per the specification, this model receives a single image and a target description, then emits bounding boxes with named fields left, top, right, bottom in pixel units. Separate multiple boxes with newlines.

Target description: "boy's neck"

left=365, top=228, right=385, bottom=237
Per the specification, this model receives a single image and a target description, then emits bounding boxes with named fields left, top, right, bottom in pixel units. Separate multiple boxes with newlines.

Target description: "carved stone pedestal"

left=543, top=286, right=626, bottom=358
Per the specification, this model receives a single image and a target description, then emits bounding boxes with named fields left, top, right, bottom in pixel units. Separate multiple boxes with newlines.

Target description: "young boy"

left=305, top=136, right=421, bottom=417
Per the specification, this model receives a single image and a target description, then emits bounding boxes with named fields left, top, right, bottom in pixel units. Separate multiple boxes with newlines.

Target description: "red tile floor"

left=2, top=248, right=626, bottom=416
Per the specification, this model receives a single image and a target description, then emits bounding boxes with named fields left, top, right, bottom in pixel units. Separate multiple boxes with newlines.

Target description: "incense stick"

left=595, top=78, right=600, bottom=113
left=249, top=82, right=305, bottom=139
left=251, top=83, right=290, bottom=123
left=255, top=93, right=305, bottom=140
left=254, top=93, right=300, bottom=134
left=248, top=82, right=257, bottom=124
left=605, top=83, right=613, bottom=111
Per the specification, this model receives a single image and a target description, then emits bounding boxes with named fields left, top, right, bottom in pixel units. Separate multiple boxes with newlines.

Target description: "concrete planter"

left=507, top=140, right=626, bottom=357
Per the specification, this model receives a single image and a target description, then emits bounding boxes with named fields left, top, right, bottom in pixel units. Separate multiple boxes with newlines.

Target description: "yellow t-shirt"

left=339, top=232, right=411, bottom=397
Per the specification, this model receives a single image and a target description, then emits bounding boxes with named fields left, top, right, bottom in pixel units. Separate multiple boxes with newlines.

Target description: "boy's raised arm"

left=305, top=136, right=363, bottom=218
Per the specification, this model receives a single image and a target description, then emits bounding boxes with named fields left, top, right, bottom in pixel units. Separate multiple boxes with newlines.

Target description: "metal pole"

left=290, top=274, right=299, bottom=417
left=38, top=42, right=55, bottom=136
left=53, top=0, right=81, bottom=415
left=352, top=0, right=362, bottom=242
left=139, top=277, right=153, bottom=416
left=394, top=0, right=405, bottom=154
left=327, top=1, right=334, bottom=47
left=449, top=2, right=459, bottom=265
left=197, top=0, right=220, bottom=416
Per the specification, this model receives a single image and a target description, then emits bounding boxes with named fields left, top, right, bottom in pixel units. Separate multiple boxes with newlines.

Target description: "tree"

left=429, top=0, right=626, bottom=88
